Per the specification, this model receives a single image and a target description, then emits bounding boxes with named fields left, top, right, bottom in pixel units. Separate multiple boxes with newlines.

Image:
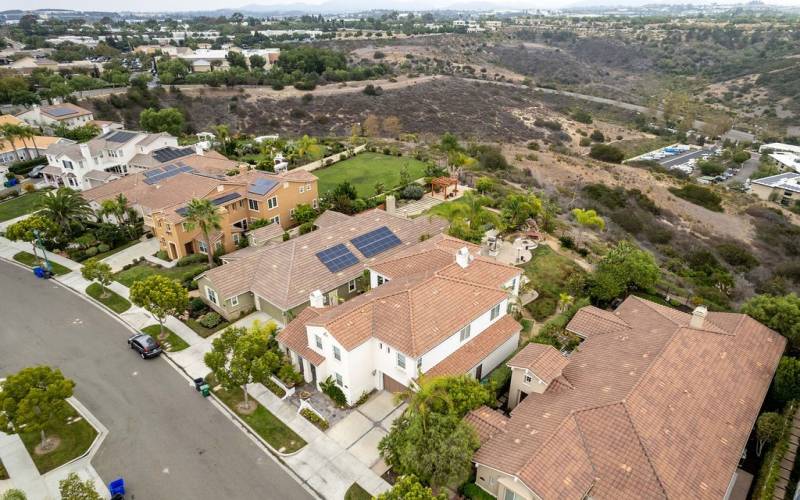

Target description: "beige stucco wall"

left=508, top=366, right=549, bottom=410
left=475, top=464, right=540, bottom=500
left=750, top=183, right=776, bottom=201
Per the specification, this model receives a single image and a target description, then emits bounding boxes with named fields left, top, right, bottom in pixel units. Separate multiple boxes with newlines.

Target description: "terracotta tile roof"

left=313, top=210, right=352, bottom=229
left=566, top=305, right=631, bottom=339
left=248, top=223, right=285, bottom=244
left=83, top=169, right=118, bottom=182
left=426, top=315, right=520, bottom=377
left=0, top=135, right=64, bottom=154
left=507, top=343, right=569, bottom=384
left=475, top=295, right=786, bottom=500
left=0, top=114, right=24, bottom=126
left=465, top=405, right=508, bottom=444
left=276, top=306, right=326, bottom=366
left=201, top=211, right=448, bottom=312
left=40, top=103, right=92, bottom=119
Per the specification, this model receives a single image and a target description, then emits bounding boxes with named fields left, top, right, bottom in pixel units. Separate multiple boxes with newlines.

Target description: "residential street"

left=0, top=261, right=313, bottom=500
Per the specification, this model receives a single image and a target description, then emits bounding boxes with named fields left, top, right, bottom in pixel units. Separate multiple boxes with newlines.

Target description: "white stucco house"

left=278, top=235, right=523, bottom=404
left=16, top=103, right=94, bottom=131
left=41, top=129, right=178, bottom=190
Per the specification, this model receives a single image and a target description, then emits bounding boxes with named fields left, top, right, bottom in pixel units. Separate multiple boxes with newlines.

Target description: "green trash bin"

left=200, top=384, right=210, bottom=397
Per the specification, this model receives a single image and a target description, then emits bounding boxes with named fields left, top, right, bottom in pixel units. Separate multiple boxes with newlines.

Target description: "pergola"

left=431, top=177, right=458, bottom=200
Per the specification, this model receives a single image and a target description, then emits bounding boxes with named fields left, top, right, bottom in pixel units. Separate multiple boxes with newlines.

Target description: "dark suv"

left=128, top=333, right=162, bottom=359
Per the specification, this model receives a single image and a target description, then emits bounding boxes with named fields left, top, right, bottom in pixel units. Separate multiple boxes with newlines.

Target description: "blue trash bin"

left=33, top=267, right=45, bottom=278
left=109, top=477, right=125, bottom=496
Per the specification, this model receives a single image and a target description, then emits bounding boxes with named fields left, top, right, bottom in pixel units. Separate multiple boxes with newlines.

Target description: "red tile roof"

left=276, top=306, right=326, bottom=366
left=465, top=405, right=509, bottom=444
left=507, top=343, right=569, bottom=384
left=475, top=296, right=786, bottom=500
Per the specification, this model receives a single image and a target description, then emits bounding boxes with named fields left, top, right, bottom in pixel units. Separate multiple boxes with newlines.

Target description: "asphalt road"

left=658, top=148, right=713, bottom=169
left=0, top=261, right=313, bottom=500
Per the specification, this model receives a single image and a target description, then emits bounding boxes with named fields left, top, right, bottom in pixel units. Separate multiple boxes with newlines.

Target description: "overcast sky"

left=10, top=0, right=800, bottom=13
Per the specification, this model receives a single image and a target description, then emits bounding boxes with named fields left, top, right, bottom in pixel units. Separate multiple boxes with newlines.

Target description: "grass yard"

left=91, top=239, right=141, bottom=262
left=0, top=190, right=48, bottom=222
left=114, top=261, right=208, bottom=288
left=208, top=375, right=306, bottom=454
left=344, top=483, right=372, bottom=500
left=85, top=283, right=131, bottom=313
left=142, top=324, right=189, bottom=352
left=523, top=246, right=586, bottom=321
left=13, top=251, right=72, bottom=276
left=185, top=317, right=231, bottom=338
left=19, top=404, right=98, bottom=474
left=314, top=152, right=428, bottom=198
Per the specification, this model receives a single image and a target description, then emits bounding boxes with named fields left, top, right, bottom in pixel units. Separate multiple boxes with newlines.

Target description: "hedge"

left=8, top=157, right=47, bottom=176
left=300, top=408, right=329, bottom=430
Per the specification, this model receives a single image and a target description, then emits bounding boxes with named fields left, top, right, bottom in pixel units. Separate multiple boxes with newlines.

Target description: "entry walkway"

left=100, top=238, right=159, bottom=272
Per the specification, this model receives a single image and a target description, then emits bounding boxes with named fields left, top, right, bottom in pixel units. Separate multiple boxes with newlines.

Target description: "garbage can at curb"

left=200, top=384, right=210, bottom=397
left=193, top=377, right=205, bottom=391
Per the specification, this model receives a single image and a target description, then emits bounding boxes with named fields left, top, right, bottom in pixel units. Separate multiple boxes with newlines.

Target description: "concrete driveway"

left=0, top=260, right=312, bottom=500
left=101, top=238, right=159, bottom=272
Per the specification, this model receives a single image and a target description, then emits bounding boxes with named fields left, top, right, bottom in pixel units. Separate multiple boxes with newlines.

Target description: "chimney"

left=456, top=247, right=472, bottom=269
left=690, top=305, right=707, bottom=330
left=79, top=143, right=90, bottom=160
left=385, top=195, right=396, bottom=214
left=194, top=144, right=204, bottom=156
left=101, top=123, right=112, bottom=135
left=309, top=290, right=325, bottom=309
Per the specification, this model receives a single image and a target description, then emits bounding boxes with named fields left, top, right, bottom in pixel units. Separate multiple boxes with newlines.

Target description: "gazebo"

left=431, top=177, right=458, bottom=200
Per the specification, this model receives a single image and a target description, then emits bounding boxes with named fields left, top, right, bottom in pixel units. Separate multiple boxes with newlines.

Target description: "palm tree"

left=295, top=135, right=322, bottom=160
left=183, top=198, right=222, bottom=268
left=212, top=124, right=230, bottom=155
left=17, top=125, right=39, bottom=158
left=39, top=188, right=93, bottom=238
left=455, top=192, right=498, bottom=231
left=0, top=124, right=21, bottom=163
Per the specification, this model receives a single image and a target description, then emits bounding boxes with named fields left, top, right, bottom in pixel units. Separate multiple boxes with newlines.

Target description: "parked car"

left=128, top=333, right=162, bottom=359
left=28, top=165, right=46, bottom=178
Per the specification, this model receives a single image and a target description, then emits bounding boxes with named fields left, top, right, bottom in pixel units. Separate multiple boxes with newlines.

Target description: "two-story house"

left=466, top=298, right=786, bottom=500
left=41, top=128, right=178, bottom=190
left=17, top=103, right=94, bottom=131
left=277, top=235, right=523, bottom=405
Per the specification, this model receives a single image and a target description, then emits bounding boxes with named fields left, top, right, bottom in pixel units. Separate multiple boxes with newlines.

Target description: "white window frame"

left=315, top=335, right=322, bottom=349
left=524, top=373, right=533, bottom=384
left=269, top=215, right=280, bottom=225
left=198, top=240, right=209, bottom=254
left=248, top=199, right=259, bottom=210
left=333, top=346, right=341, bottom=361
left=267, top=196, right=278, bottom=209
left=459, top=324, right=471, bottom=342
left=335, top=373, right=343, bottom=386
left=205, top=286, right=218, bottom=305
left=491, top=303, right=501, bottom=321
left=299, top=185, right=305, bottom=193
left=348, top=279, right=357, bottom=292
left=229, top=295, right=239, bottom=307
left=312, top=198, right=318, bottom=209
left=397, top=352, right=406, bottom=369
left=376, top=275, right=385, bottom=286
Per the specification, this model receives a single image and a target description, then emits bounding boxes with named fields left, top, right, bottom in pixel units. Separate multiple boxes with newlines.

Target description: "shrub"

left=301, top=93, right=313, bottom=104
left=299, top=222, right=314, bottom=235
left=300, top=408, right=329, bottom=430
left=401, top=184, right=424, bottom=200
left=85, top=246, right=98, bottom=257
left=589, top=130, right=605, bottom=142
left=589, top=144, right=625, bottom=163
left=534, top=118, right=562, bottom=131
left=320, top=375, right=348, bottom=407
left=8, top=156, right=46, bottom=176
left=263, top=376, right=286, bottom=398
left=373, top=51, right=385, bottom=59
left=363, top=84, right=382, bottom=96
left=572, top=109, right=593, bottom=124
left=668, top=184, right=723, bottom=212
left=579, top=137, right=591, bottom=147
left=463, top=482, right=496, bottom=500
left=198, top=312, right=222, bottom=328
left=188, top=297, right=208, bottom=318
left=278, top=363, right=303, bottom=387
left=97, top=243, right=110, bottom=253
left=177, top=253, right=206, bottom=266
left=558, top=235, right=575, bottom=249
left=716, top=242, right=758, bottom=271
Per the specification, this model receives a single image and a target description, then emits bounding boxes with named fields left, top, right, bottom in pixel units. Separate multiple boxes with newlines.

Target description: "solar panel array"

left=248, top=178, right=278, bottom=196
left=212, top=192, right=241, bottom=206
left=316, top=244, right=359, bottom=273
left=46, top=106, right=78, bottom=117
left=106, top=131, right=137, bottom=143
left=152, top=147, right=194, bottom=163
left=142, top=165, right=193, bottom=185
left=350, top=226, right=402, bottom=258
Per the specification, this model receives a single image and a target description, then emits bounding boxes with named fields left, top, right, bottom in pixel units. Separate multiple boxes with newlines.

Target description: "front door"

left=475, top=364, right=483, bottom=380
left=184, top=242, right=194, bottom=255
left=382, top=373, right=407, bottom=393
left=310, top=364, right=317, bottom=384
left=169, top=242, right=178, bottom=260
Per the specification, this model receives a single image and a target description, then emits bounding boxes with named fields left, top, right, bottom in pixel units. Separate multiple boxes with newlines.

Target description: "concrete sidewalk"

left=100, top=238, right=159, bottom=272
left=0, top=398, right=109, bottom=499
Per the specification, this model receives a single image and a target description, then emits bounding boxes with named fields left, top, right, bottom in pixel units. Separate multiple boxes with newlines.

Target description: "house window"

left=248, top=199, right=259, bottom=210
left=315, top=335, right=322, bottom=349
left=312, top=198, right=318, bottom=209
left=290, top=208, right=296, bottom=218
left=299, top=185, right=305, bottom=193
left=232, top=233, right=240, bottom=244
left=397, top=352, right=406, bottom=369
left=229, top=295, right=239, bottom=307
left=491, top=303, right=501, bottom=321
left=305, top=183, right=311, bottom=192
left=524, top=374, right=533, bottom=384
left=376, top=275, right=385, bottom=286
left=269, top=216, right=280, bottom=225
left=335, top=373, right=343, bottom=386
left=63, top=160, right=73, bottom=170
left=504, top=490, right=523, bottom=500
left=182, top=222, right=190, bottom=232
left=417, top=358, right=422, bottom=371
left=333, top=346, right=341, bottom=361
left=459, top=324, right=471, bottom=342
left=348, top=279, right=357, bottom=292
left=267, top=196, right=278, bottom=209
left=239, top=199, right=245, bottom=208
left=205, top=286, right=218, bottom=305
left=198, top=240, right=209, bottom=254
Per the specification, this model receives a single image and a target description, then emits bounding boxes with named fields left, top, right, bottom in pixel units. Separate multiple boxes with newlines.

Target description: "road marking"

left=72, top=318, right=83, bottom=325
left=162, top=467, right=169, bottom=474
left=132, top=371, right=138, bottom=377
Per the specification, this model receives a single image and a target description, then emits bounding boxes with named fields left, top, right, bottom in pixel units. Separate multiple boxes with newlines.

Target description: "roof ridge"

left=582, top=305, right=630, bottom=327
left=433, top=270, right=511, bottom=293
left=620, top=401, right=670, bottom=498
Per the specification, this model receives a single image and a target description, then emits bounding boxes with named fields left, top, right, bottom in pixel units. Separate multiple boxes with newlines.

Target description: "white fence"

left=295, top=144, right=367, bottom=172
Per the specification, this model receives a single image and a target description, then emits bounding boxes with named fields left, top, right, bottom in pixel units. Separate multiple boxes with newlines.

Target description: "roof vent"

left=690, top=305, right=707, bottom=330
left=309, top=289, right=325, bottom=309
left=456, top=247, right=472, bottom=269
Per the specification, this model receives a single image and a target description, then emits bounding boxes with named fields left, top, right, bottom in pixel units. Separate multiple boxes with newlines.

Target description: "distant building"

left=17, top=103, right=94, bottom=131
left=751, top=171, right=800, bottom=207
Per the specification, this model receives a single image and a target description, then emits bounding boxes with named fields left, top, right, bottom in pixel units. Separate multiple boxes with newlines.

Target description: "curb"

left=45, top=397, right=109, bottom=477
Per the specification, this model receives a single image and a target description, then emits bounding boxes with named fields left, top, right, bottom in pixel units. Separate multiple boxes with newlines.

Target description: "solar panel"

left=143, top=169, right=161, bottom=178
left=142, top=165, right=194, bottom=185
left=47, top=106, right=78, bottom=117
left=152, top=147, right=194, bottom=163
left=351, top=226, right=402, bottom=258
left=212, top=192, right=241, bottom=205
left=106, top=131, right=137, bottom=143
left=316, top=244, right=359, bottom=273
left=248, top=178, right=278, bottom=196
left=162, top=163, right=178, bottom=171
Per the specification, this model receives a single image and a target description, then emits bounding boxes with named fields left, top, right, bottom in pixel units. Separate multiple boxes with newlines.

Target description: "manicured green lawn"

left=13, top=251, right=72, bottom=276
left=315, top=152, right=428, bottom=198
left=0, top=190, right=48, bottom=222
left=208, top=375, right=306, bottom=454
left=345, top=483, right=372, bottom=500
left=522, top=246, right=586, bottom=321
left=85, top=282, right=131, bottom=313
left=19, top=404, right=98, bottom=474
left=114, top=261, right=208, bottom=288
left=185, top=318, right=231, bottom=339
left=142, top=324, right=189, bottom=352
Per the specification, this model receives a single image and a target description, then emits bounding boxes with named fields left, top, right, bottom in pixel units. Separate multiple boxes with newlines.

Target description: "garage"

left=382, top=373, right=407, bottom=393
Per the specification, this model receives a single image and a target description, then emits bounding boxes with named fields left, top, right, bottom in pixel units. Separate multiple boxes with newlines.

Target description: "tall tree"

left=139, top=107, right=185, bottom=136
left=183, top=198, right=222, bottom=268
left=756, top=412, right=784, bottom=456
left=0, top=366, right=75, bottom=451
left=0, top=123, right=21, bottom=162
left=376, top=475, right=446, bottom=500
left=571, top=208, right=605, bottom=245
left=129, top=275, right=189, bottom=339
left=772, top=357, right=800, bottom=403
left=59, top=472, right=101, bottom=500
left=4, top=214, right=59, bottom=260
left=741, top=294, right=800, bottom=350
left=589, top=241, right=660, bottom=303
left=81, top=258, right=113, bottom=298
left=16, top=125, right=38, bottom=158
left=212, top=124, right=231, bottom=155
left=501, top=193, right=542, bottom=231
left=204, top=323, right=282, bottom=411
left=39, top=188, right=93, bottom=239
